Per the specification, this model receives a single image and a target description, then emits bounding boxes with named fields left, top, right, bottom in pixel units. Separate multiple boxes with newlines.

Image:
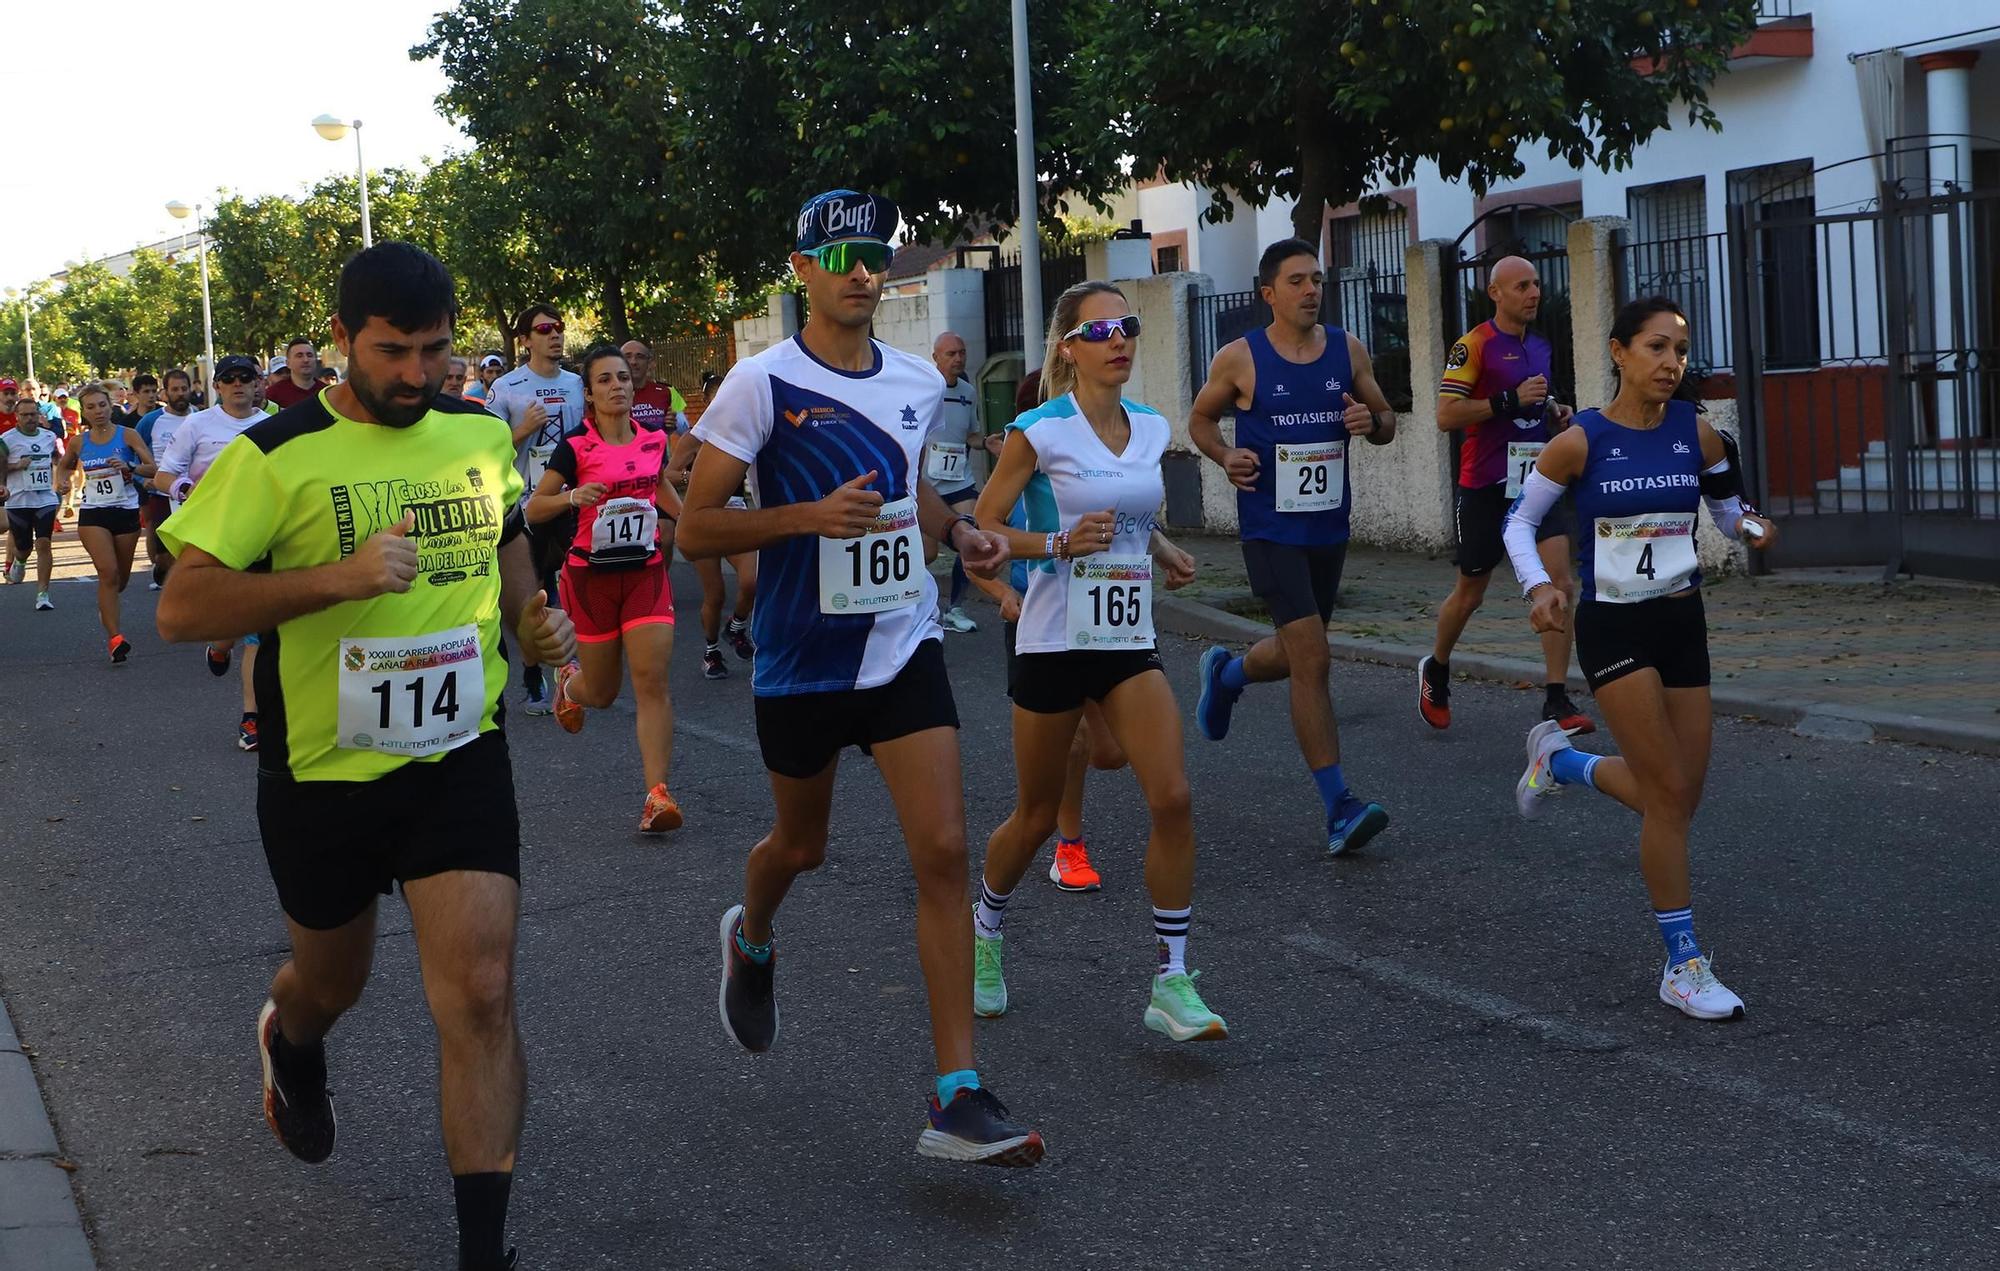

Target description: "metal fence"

left=645, top=331, right=734, bottom=403
left=983, top=248, right=1088, bottom=356
left=1186, top=290, right=1268, bottom=400
left=1616, top=230, right=1734, bottom=376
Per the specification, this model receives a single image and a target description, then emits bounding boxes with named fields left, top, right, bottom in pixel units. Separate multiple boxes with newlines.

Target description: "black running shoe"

left=257, top=999, right=336, bottom=1164
left=1417, top=654, right=1451, bottom=729
left=1542, top=691, right=1596, bottom=736
left=206, top=644, right=231, bottom=677
left=727, top=622, right=755, bottom=662
left=702, top=647, right=728, bottom=680
left=917, top=1087, right=1045, bottom=1167
left=717, top=905, right=778, bottom=1052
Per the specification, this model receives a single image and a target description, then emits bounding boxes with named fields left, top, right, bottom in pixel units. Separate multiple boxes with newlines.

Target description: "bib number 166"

left=842, top=535, right=911, bottom=587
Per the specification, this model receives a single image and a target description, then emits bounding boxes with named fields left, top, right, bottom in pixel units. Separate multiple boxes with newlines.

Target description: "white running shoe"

left=1515, top=719, right=1573, bottom=819
left=7, top=560, right=25, bottom=584
left=1660, top=954, right=1744, bottom=1020
left=34, top=591, right=54, bottom=611
left=941, top=606, right=978, bottom=633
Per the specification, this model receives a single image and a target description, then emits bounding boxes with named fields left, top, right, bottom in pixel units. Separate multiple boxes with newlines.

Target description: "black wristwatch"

left=1366, top=411, right=1389, bottom=439
left=946, top=514, right=978, bottom=544
left=1489, top=388, right=1521, bottom=418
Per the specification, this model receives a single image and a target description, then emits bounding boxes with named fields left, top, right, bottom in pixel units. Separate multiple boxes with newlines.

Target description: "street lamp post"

left=312, top=115, right=372, bottom=248
left=165, top=201, right=216, bottom=393
left=4, top=287, right=32, bottom=381
left=1011, top=0, right=1044, bottom=372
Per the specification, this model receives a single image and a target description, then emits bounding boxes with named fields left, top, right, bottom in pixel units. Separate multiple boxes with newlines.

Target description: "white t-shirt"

left=1009, top=393, right=1169, bottom=654
left=158, top=404, right=260, bottom=496
left=486, top=365, right=585, bottom=501
left=693, top=334, right=946, bottom=695
left=1, top=427, right=63, bottom=508
left=149, top=410, right=192, bottom=475
left=926, top=374, right=980, bottom=496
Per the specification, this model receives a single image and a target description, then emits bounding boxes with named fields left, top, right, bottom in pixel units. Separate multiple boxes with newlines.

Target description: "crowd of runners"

left=2, top=186, right=1777, bottom=1270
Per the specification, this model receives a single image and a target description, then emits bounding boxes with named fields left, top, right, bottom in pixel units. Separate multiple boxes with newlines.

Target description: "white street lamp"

left=312, top=115, right=373, bottom=248
left=1011, top=0, right=1043, bottom=371
left=3, top=286, right=31, bottom=381
left=166, top=200, right=216, bottom=392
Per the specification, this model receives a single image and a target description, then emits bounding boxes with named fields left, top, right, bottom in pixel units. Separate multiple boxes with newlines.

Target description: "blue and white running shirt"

left=694, top=335, right=947, bottom=695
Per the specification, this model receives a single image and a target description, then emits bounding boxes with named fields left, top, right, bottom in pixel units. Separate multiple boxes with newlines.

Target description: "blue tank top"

left=1234, top=325, right=1354, bottom=546
left=1572, top=400, right=1705, bottom=602
left=77, top=427, right=143, bottom=510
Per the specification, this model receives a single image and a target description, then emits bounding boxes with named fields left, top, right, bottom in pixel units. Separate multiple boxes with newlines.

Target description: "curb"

left=1154, top=595, right=2000, bottom=758
left=0, top=997, right=94, bottom=1270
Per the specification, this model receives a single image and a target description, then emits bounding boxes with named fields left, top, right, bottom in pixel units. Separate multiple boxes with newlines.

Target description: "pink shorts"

left=558, top=560, right=675, bottom=643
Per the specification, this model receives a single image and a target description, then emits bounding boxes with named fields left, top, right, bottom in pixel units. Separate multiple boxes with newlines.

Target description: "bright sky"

left=3, top=0, right=471, bottom=291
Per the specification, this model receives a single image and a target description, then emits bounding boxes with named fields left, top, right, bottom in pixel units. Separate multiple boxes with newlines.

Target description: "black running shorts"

left=753, top=637, right=959, bottom=779
left=256, top=730, right=522, bottom=930
left=1455, top=482, right=1573, bottom=577
left=1241, top=539, right=1348, bottom=627
left=1574, top=592, right=1710, bottom=692
left=78, top=507, right=141, bottom=535
left=7, top=506, right=56, bottom=550
left=1009, top=647, right=1165, bottom=714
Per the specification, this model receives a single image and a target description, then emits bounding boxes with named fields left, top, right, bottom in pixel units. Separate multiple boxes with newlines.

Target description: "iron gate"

left=1732, top=183, right=2000, bottom=581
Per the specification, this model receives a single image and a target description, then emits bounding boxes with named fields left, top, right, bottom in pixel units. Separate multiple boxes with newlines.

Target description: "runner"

left=486, top=305, right=584, bottom=715
left=525, top=344, right=685, bottom=833
left=137, top=368, right=195, bottom=588
left=2, top=395, right=62, bottom=607
left=55, top=383, right=154, bottom=660
left=680, top=188, right=1043, bottom=1165
left=465, top=352, right=504, bottom=406
left=116, top=374, right=159, bottom=428
left=1187, top=238, right=1397, bottom=856
left=154, top=242, right=571, bottom=1271
left=1423, top=255, right=1592, bottom=733
left=620, top=339, right=687, bottom=434
left=666, top=371, right=755, bottom=680
left=264, top=337, right=320, bottom=410
left=1, top=377, right=21, bottom=582
left=1507, top=295, right=1772, bottom=1021
left=443, top=355, right=471, bottom=401
left=970, top=280, right=1218, bottom=1038
left=925, top=330, right=985, bottom=634
left=155, top=354, right=269, bottom=750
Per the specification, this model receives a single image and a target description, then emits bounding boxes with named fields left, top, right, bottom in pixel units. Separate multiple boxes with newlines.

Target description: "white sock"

left=1153, top=905, right=1191, bottom=977
left=974, top=881, right=1012, bottom=938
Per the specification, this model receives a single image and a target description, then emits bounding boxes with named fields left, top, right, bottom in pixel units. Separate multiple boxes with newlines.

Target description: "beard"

left=350, top=367, right=442, bottom=428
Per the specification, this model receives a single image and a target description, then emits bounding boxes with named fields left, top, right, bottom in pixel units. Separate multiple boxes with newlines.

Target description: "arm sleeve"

left=546, top=437, right=579, bottom=486
left=1503, top=470, right=1567, bottom=596
left=155, top=438, right=284, bottom=568
left=1438, top=331, right=1484, bottom=399
left=690, top=364, right=772, bottom=465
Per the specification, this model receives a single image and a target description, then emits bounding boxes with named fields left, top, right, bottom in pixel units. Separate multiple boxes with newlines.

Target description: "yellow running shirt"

left=160, top=393, right=525, bottom=781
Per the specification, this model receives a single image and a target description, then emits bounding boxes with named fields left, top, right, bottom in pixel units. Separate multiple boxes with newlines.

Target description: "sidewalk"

left=1161, top=535, right=2000, bottom=755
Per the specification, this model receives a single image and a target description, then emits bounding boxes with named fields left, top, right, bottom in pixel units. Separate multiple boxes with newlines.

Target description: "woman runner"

left=1505, top=295, right=1775, bottom=1021
left=970, top=280, right=1224, bottom=1042
left=56, top=383, right=155, bottom=661
left=526, top=345, right=686, bottom=833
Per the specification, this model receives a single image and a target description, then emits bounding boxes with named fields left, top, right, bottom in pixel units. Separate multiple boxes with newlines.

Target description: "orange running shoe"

left=554, top=661, right=586, bottom=734
left=1047, top=837, right=1101, bottom=892
left=640, top=784, right=683, bottom=833
left=1417, top=655, right=1451, bottom=729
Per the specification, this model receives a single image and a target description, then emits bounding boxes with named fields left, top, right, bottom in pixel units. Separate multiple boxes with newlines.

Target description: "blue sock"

left=1655, top=907, right=1700, bottom=967
left=1548, top=749, right=1601, bottom=789
left=936, top=1068, right=980, bottom=1106
left=1218, top=655, right=1250, bottom=693
left=1311, top=763, right=1348, bottom=818
left=734, top=927, right=773, bottom=965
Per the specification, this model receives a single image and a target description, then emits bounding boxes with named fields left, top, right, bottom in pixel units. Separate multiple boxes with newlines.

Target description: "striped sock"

left=1153, top=905, right=1191, bottom=977
left=1655, top=906, right=1700, bottom=968
left=974, top=881, right=1012, bottom=938
left=1549, top=748, right=1601, bottom=789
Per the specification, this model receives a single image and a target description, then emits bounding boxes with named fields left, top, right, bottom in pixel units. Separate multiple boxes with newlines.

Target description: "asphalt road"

left=1, top=563, right=1996, bottom=1270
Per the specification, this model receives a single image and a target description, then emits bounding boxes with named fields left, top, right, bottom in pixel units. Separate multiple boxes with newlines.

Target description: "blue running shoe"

left=918, top=1087, right=1045, bottom=1167
left=1195, top=645, right=1240, bottom=742
left=1327, top=796, right=1388, bottom=856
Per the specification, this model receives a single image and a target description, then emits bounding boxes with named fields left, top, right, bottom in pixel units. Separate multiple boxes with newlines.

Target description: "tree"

left=0, top=287, right=88, bottom=385
left=204, top=192, right=318, bottom=358
left=52, top=261, right=136, bottom=377
left=123, top=249, right=207, bottom=374
left=417, top=152, right=581, bottom=348
left=1072, top=0, right=1761, bottom=241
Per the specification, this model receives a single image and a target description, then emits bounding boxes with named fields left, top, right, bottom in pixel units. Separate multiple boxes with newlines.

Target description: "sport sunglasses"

left=1062, top=315, right=1142, bottom=343
left=530, top=321, right=565, bottom=335
left=214, top=371, right=257, bottom=384
left=801, top=240, right=894, bottom=275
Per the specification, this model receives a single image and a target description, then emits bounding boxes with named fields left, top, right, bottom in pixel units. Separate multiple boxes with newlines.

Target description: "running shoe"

left=702, top=646, right=728, bottom=679
left=206, top=644, right=231, bottom=677
left=1515, top=719, right=1574, bottom=820
left=726, top=620, right=755, bottom=661
left=1047, top=838, right=1101, bottom=892
left=522, top=684, right=552, bottom=716
left=972, top=931, right=1007, bottom=1018
left=238, top=717, right=259, bottom=752
left=553, top=661, right=585, bottom=734
left=1194, top=645, right=1240, bottom=742
left=1417, top=654, right=1451, bottom=729
left=1327, top=795, right=1389, bottom=856
left=1659, top=954, right=1745, bottom=1021
left=34, top=591, right=53, bottom=611
left=109, top=635, right=131, bottom=664
left=917, top=1087, right=1045, bottom=1167
left=1542, top=690, right=1596, bottom=735
left=4, top=560, right=20, bottom=585
left=1144, top=971, right=1228, bottom=1041
left=941, top=606, right=978, bottom=634
left=717, top=904, right=778, bottom=1052
left=640, top=784, right=683, bottom=834
left=256, top=999, right=337, bottom=1164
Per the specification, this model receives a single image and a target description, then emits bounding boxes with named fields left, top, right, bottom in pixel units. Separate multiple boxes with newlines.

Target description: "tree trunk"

left=602, top=269, right=629, bottom=344
left=1292, top=128, right=1338, bottom=249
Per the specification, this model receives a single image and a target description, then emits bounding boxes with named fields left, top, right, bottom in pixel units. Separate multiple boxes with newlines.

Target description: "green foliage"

left=0, top=287, right=89, bottom=384
left=1071, top=0, right=1761, bottom=239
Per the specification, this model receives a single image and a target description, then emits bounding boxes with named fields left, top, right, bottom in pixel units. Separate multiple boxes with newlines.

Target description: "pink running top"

left=546, top=418, right=672, bottom=568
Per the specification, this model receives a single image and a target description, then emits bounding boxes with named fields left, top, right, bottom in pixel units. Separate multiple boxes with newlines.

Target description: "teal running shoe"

left=1144, top=970, right=1228, bottom=1041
